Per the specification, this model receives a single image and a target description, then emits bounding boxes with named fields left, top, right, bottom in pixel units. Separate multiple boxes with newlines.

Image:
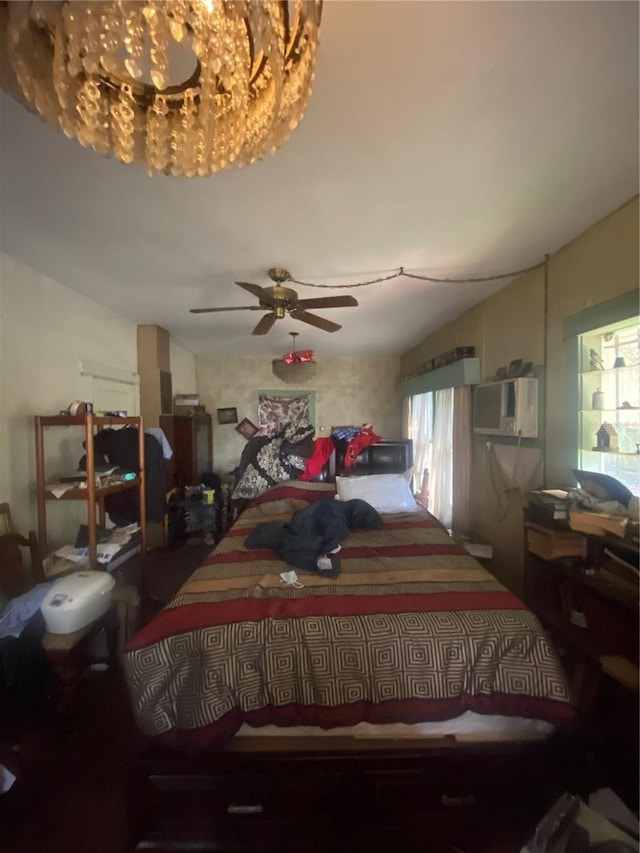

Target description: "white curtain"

left=452, top=385, right=472, bottom=535
left=402, top=396, right=411, bottom=440
left=430, top=387, right=454, bottom=529
left=407, top=393, right=433, bottom=491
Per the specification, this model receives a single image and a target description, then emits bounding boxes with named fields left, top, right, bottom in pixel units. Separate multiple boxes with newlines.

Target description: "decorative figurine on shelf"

left=592, top=388, right=605, bottom=410
left=595, top=422, right=618, bottom=451
left=588, top=348, right=605, bottom=371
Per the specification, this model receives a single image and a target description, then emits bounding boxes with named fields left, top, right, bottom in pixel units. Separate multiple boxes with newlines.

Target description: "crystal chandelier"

left=0, top=1, right=322, bottom=177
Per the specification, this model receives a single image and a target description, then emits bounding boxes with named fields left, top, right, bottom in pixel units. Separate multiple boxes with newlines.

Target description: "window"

left=407, top=389, right=454, bottom=527
left=408, top=391, right=434, bottom=490
left=578, top=317, right=640, bottom=495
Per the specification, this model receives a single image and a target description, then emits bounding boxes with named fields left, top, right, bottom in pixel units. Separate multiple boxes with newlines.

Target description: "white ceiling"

left=0, top=1, right=638, bottom=358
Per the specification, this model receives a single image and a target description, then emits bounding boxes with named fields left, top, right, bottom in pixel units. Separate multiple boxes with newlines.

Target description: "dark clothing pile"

left=232, top=422, right=316, bottom=503
left=92, top=427, right=166, bottom=524
left=245, top=498, right=383, bottom=580
left=0, top=611, right=50, bottom=730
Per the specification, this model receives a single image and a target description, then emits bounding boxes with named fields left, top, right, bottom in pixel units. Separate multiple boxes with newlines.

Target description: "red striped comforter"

left=124, top=481, right=573, bottom=750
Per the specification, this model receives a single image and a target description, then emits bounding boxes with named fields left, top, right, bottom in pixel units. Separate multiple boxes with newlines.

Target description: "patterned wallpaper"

left=196, top=355, right=403, bottom=477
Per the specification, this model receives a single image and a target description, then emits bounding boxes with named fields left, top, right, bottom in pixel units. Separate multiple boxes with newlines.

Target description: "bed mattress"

left=236, top=713, right=555, bottom=742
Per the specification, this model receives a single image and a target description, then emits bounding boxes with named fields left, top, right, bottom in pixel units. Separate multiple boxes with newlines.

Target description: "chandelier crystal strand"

left=1, top=0, right=322, bottom=177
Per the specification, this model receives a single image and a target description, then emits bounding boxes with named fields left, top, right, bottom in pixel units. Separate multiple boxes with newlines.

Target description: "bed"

left=125, top=439, right=574, bottom=852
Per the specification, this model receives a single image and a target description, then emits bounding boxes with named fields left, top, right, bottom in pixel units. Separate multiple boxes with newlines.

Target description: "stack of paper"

left=51, top=526, right=141, bottom=572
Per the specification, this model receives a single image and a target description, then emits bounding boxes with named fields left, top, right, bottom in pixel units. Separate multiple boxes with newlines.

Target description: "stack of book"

left=568, top=510, right=628, bottom=539
left=527, top=489, right=569, bottom=520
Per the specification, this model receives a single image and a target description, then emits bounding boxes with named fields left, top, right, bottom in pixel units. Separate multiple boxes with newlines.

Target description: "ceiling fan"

left=190, top=267, right=358, bottom=335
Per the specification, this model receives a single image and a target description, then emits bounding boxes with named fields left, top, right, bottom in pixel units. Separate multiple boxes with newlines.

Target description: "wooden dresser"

left=160, top=413, right=213, bottom=492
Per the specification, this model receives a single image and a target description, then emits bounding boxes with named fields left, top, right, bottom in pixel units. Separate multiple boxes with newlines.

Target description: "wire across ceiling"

left=289, top=260, right=546, bottom=290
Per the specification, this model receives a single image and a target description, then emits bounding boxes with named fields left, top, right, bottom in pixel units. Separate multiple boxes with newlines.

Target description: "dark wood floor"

left=0, top=542, right=211, bottom=853
left=0, top=543, right=630, bottom=853
left=0, top=670, right=564, bottom=853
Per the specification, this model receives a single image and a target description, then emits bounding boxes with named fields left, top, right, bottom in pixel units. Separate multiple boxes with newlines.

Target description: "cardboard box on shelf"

left=526, top=523, right=586, bottom=560
left=174, top=394, right=200, bottom=407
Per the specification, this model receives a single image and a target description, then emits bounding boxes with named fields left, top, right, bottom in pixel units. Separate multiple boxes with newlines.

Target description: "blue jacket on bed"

left=245, top=498, right=383, bottom=579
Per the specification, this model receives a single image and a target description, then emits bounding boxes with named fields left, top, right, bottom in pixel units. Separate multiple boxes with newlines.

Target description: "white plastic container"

left=41, top=571, right=115, bottom=634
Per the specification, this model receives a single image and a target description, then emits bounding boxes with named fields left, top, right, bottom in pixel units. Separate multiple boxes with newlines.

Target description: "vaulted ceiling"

left=0, top=1, right=638, bottom=357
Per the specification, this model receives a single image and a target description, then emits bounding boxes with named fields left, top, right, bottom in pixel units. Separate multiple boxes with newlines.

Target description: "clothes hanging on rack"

left=145, top=427, right=173, bottom=460
left=93, top=428, right=166, bottom=524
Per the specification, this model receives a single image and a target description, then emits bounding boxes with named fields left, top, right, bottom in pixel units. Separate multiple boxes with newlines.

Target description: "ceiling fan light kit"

left=0, top=1, right=322, bottom=177
left=191, top=268, right=358, bottom=335
left=272, top=359, right=316, bottom=383
left=272, top=332, right=317, bottom=383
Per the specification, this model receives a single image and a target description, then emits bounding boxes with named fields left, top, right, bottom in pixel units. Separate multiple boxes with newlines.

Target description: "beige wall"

left=196, top=355, right=403, bottom=477
left=545, top=199, right=639, bottom=484
left=400, top=197, right=639, bottom=596
left=169, top=340, right=197, bottom=397
left=0, top=253, right=197, bottom=550
left=0, top=252, right=139, bottom=545
left=3, top=197, right=636, bottom=568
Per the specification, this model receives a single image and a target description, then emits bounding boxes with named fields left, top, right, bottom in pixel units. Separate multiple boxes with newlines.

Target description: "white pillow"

left=335, top=474, right=419, bottom=514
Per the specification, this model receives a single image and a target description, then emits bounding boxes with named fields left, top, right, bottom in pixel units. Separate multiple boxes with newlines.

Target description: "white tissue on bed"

left=280, top=570, right=304, bottom=588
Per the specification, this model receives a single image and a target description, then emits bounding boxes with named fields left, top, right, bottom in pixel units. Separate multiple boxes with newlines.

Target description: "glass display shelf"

left=581, top=449, right=640, bottom=458
left=579, top=408, right=640, bottom=415
left=579, top=365, right=639, bottom=377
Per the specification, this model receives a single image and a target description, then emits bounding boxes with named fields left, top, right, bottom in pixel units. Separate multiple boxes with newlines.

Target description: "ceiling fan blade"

left=190, top=305, right=264, bottom=314
left=252, top=313, right=278, bottom=335
left=290, top=310, right=342, bottom=333
left=294, top=295, right=358, bottom=310
left=235, top=281, right=276, bottom=306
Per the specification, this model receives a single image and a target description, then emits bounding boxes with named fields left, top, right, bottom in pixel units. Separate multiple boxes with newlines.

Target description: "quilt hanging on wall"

left=257, top=392, right=312, bottom=436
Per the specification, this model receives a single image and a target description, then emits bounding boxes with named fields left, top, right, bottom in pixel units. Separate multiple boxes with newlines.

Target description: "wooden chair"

left=0, top=530, right=44, bottom=598
left=0, top=502, right=14, bottom=534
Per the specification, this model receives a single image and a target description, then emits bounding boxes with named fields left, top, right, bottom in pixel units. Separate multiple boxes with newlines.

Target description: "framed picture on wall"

left=217, top=407, right=238, bottom=425
left=235, top=417, right=259, bottom=440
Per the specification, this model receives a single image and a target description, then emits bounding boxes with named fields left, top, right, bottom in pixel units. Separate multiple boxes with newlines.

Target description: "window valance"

left=399, top=357, right=480, bottom=398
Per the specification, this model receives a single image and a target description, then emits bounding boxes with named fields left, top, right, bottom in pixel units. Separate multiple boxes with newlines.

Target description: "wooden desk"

left=523, top=507, right=639, bottom=800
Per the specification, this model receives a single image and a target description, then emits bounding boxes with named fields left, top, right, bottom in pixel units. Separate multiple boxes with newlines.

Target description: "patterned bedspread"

left=125, top=481, right=573, bottom=750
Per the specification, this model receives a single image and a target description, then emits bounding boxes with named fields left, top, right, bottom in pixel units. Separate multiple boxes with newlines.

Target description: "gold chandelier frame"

left=0, top=1, right=323, bottom=177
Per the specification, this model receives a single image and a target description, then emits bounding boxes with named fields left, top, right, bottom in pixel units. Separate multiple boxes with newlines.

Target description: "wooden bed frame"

left=334, top=437, right=413, bottom=479
left=127, top=438, right=572, bottom=852
left=128, top=734, right=571, bottom=852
